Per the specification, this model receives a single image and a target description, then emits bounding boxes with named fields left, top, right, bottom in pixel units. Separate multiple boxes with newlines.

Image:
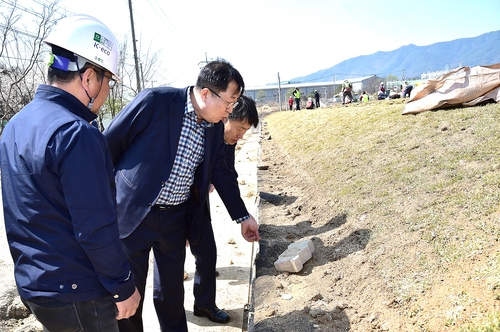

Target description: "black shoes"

left=193, top=304, right=230, bottom=323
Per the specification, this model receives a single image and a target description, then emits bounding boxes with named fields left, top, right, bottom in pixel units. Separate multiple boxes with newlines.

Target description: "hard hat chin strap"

left=85, top=73, right=105, bottom=109
left=73, top=55, right=103, bottom=109
left=89, top=72, right=106, bottom=109
left=86, top=95, right=95, bottom=109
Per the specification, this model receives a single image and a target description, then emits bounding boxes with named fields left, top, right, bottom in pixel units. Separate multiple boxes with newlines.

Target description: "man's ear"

left=200, top=87, right=209, bottom=102
left=80, top=67, right=95, bottom=90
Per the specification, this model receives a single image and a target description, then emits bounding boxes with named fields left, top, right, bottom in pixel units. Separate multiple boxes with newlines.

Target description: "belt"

left=153, top=205, right=175, bottom=210
left=152, top=201, right=187, bottom=210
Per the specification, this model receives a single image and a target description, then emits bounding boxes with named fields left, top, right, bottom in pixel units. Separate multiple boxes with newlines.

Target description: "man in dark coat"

left=104, top=59, right=260, bottom=332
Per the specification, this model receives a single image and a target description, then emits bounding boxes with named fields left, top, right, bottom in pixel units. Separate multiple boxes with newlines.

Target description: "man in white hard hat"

left=0, top=14, right=140, bottom=332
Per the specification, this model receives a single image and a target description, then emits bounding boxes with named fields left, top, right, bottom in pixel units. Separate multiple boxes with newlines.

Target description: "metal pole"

left=198, top=52, right=210, bottom=69
left=277, top=72, right=282, bottom=111
left=333, top=74, right=336, bottom=103
left=140, top=63, right=145, bottom=90
left=128, top=0, right=142, bottom=93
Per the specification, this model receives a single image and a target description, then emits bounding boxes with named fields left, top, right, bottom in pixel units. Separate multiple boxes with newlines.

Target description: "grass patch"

left=459, top=313, right=500, bottom=331
left=262, top=99, right=500, bottom=329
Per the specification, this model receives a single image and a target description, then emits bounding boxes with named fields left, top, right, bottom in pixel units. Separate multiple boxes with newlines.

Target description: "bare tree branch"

left=0, top=0, right=61, bottom=133
left=1, top=1, right=173, bottom=132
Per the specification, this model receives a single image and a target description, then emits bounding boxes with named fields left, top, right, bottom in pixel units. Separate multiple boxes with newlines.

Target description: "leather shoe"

left=193, top=304, right=230, bottom=323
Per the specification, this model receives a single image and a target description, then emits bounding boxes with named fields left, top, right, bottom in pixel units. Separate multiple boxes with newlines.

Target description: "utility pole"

left=333, top=74, right=336, bottom=103
left=128, top=0, right=141, bottom=93
left=198, top=52, right=210, bottom=69
left=277, top=72, right=282, bottom=111
left=140, top=62, right=145, bottom=89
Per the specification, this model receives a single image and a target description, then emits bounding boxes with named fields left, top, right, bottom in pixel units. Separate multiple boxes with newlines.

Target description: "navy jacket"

left=224, top=143, right=237, bottom=176
left=103, top=87, right=248, bottom=245
left=0, top=85, right=135, bottom=302
left=203, top=142, right=239, bottom=220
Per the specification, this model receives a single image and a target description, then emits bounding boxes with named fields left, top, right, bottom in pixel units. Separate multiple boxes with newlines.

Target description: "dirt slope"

left=252, top=108, right=499, bottom=332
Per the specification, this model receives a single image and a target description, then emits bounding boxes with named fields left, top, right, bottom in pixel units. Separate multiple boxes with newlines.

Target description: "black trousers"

left=22, top=297, right=119, bottom=332
left=118, top=203, right=188, bottom=332
left=343, top=91, right=354, bottom=103
left=189, top=214, right=217, bottom=309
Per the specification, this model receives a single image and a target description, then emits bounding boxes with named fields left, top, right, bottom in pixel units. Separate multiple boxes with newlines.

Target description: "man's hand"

left=240, top=215, right=260, bottom=242
left=115, top=287, right=141, bottom=320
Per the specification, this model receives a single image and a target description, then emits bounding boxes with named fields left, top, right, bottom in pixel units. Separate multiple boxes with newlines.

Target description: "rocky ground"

left=251, top=107, right=499, bottom=332
left=253, top=116, right=392, bottom=331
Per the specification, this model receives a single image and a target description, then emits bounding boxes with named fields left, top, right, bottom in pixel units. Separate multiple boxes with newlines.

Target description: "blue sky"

left=27, top=0, right=500, bottom=87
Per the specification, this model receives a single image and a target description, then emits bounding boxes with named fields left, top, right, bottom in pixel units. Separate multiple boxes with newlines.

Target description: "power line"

left=1, top=0, right=46, bottom=19
left=0, top=55, right=44, bottom=62
left=0, top=0, right=70, bottom=41
left=1, top=0, right=68, bottom=20
left=144, top=0, right=184, bottom=44
left=0, top=23, right=38, bottom=38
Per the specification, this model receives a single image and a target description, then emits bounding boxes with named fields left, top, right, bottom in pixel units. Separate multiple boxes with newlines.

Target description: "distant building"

left=244, top=75, right=382, bottom=104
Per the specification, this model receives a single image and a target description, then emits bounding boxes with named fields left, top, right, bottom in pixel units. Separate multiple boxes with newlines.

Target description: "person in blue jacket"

left=0, top=15, right=140, bottom=332
left=189, top=95, right=259, bottom=324
left=103, top=59, right=260, bottom=332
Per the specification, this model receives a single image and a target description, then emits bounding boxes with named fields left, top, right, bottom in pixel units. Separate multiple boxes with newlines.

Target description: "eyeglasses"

left=205, top=87, right=239, bottom=110
left=103, top=73, right=117, bottom=89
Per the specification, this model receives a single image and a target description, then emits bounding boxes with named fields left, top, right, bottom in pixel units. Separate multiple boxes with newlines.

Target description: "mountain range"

left=289, top=30, right=500, bottom=84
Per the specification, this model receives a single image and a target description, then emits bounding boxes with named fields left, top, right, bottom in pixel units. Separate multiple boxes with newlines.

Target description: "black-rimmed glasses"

left=205, top=87, right=239, bottom=109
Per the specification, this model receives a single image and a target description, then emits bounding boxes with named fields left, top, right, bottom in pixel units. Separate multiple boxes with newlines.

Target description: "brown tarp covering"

left=402, top=63, right=500, bottom=115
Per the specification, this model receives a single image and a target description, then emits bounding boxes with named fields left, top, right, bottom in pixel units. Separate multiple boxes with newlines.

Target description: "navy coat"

left=104, top=87, right=248, bottom=245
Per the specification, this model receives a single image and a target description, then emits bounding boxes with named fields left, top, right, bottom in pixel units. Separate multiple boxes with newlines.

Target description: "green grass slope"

left=263, top=99, right=500, bottom=330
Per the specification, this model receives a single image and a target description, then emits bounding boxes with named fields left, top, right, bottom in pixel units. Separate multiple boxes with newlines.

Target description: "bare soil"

left=251, top=107, right=500, bottom=332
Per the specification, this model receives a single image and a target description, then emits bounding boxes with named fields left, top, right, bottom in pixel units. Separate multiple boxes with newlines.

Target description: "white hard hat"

left=44, top=14, right=120, bottom=81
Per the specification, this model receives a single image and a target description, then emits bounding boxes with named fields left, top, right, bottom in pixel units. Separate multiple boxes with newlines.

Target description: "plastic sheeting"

left=402, top=63, right=500, bottom=115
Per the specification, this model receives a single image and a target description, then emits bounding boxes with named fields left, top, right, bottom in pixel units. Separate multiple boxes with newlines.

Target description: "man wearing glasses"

left=188, top=94, right=260, bottom=324
left=104, top=59, right=260, bottom=332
